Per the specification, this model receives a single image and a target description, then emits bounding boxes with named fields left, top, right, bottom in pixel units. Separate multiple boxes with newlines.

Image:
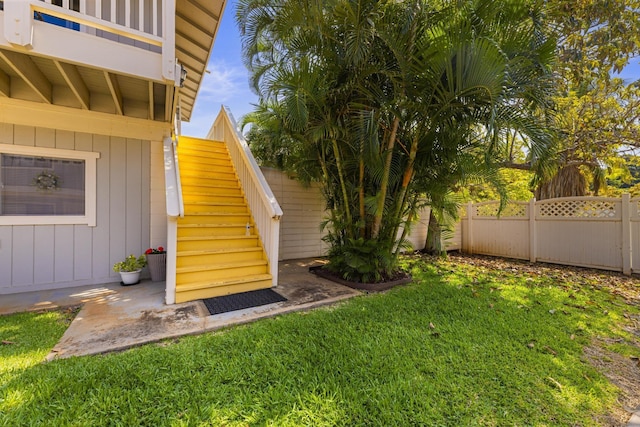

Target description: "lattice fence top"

left=474, top=202, right=528, bottom=218
left=537, top=199, right=619, bottom=219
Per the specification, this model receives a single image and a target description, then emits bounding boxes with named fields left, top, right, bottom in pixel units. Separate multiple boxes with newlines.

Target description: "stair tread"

left=175, top=274, right=272, bottom=292
left=178, top=213, right=250, bottom=218
left=179, top=150, right=227, bottom=157
left=180, top=141, right=225, bottom=149
left=178, top=235, right=257, bottom=241
left=177, top=247, right=263, bottom=256
left=180, top=162, right=232, bottom=166
left=178, top=223, right=249, bottom=228
left=181, top=175, right=236, bottom=181
left=181, top=215, right=250, bottom=219
left=176, top=259, right=268, bottom=274
left=181, top=156, right=231, bottom=162
left=180, top=179, right=239, bottom=186
left=183, top=191, right=243, bottom=197
left=180, top=164, right=234, bottom=170
left=178, top=214, right=251, bottom=221
left=180, top=140, right=224, bottom=145
left=184, top=201, right=247, bottom=206
left=179, top=146, right=227, bottom=153
left=180, top=170, right=237, bottom=178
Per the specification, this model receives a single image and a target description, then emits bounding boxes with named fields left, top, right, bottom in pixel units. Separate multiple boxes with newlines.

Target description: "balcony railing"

left=1, top=0, right=177, bottom=83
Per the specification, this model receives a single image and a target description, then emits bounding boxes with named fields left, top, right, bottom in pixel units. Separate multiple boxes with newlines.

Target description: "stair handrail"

left=209, top=106, right=283, bottom=220
left=163, top=135, right=184, bottom=218
left=208, top=106, right=283, bottom=287
left=163, top=134, right=183, bottom=304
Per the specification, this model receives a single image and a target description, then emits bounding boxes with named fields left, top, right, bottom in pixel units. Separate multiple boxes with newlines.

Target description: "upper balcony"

left=0, top=0, right=224, bottom=125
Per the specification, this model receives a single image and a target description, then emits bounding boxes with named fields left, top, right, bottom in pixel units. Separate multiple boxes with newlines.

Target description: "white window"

left=0, top=144, right=100, bottom=226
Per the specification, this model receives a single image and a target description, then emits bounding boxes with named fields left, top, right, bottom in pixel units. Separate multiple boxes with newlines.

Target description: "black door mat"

left=203, top=288, right=287, bottom=315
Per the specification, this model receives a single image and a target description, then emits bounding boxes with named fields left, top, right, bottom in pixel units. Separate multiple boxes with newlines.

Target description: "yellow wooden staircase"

left=175, top=137, right=272, bottom=303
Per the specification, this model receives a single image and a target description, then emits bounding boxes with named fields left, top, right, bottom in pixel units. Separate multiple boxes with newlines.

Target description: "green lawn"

left=1, top=255, right=638, bottom=426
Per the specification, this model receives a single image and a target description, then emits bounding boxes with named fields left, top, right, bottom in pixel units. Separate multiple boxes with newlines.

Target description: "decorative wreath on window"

left=33, top=170, right=61, bottom=191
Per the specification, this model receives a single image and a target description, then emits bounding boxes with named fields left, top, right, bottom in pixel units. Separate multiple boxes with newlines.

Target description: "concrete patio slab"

left=1, top=258, right=361, bottom=359
left=0, top=282, right=124, bottom=316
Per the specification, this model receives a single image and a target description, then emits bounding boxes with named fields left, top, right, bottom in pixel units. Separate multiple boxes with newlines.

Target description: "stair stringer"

left=174, top=136, right=273, bottom=303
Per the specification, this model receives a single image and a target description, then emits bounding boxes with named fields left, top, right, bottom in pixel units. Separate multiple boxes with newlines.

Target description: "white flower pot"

left=119, top=270, right=141, bottom=285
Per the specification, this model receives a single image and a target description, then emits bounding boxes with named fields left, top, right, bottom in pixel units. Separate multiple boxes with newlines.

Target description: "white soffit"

left=176, top=0, right=227, bottom=122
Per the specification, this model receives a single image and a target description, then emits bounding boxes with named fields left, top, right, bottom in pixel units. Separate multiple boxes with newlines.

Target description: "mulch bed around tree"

left=309, top=265, right=412, bottom=291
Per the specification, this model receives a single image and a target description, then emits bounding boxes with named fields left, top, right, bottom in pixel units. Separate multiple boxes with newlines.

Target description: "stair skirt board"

left=175, top=137, right=272, bottom=303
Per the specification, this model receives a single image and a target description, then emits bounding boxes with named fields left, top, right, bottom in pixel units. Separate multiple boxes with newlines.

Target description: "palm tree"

left=237, top=0, right=556, bottom=282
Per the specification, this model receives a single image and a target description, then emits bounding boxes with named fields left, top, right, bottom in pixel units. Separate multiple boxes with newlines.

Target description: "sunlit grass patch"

left=1, top=256, right=638, bottom=426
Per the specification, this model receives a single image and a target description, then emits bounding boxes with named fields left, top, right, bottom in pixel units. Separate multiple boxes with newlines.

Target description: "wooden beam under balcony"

left=165, top=86, right=174, bottom=122
left=149, top=82, right=155, bottom=121
left=0, top=97, right=170, bottom=141
left=104, top=71, right=123, bottom=115
left=0, top=50, right=52, bottom=103
left=55, top=61, right=90, bottom=110
left=0, top=70, right=9, bottom=97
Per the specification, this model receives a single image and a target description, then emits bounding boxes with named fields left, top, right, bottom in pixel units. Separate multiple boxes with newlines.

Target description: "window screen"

left=0, top=154, right=85, bottom=216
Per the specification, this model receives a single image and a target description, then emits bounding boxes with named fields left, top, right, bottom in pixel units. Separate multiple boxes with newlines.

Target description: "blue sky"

left=182, top=0, right=640, bottom=138
left=182, top=0, right=257, bottom=137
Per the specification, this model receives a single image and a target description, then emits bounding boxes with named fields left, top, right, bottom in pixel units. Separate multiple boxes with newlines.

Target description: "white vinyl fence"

left=461, top=195, right=640, bottom=275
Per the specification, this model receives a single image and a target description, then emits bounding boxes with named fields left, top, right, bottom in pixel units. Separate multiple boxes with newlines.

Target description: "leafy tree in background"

left=238, top=0, right=556, bottom=281
left=501, top=0, right=640, bottom=199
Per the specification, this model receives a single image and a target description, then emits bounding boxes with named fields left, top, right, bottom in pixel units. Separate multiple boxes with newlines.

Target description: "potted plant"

left=145, top=246, right=166, bottom=282
left=113, top=254, right=147, bottom=285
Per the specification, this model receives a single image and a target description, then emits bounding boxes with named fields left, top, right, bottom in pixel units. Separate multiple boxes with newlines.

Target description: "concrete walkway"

left=0, top=258, right=361, bottom=359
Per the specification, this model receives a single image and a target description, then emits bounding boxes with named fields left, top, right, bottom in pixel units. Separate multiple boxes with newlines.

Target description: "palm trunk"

left=391, top=135, right=418, bottom=242
left=372, top=116, right=400, bottom=238
left=332, top=139, right=353, bottom=236
left=359, top=155, right=366, bottom=237
left=424, top=210, right=443, bottom=255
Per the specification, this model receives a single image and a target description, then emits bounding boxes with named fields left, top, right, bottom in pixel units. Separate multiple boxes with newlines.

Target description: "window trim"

left=0, top=144, right=100, bottom=227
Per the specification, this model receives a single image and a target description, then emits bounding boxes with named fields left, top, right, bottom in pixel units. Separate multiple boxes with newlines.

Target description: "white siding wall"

left=261, top=168, right=431, bottom=260
left=261, top=168, right=328, bottom=260
left=0, top=123, right=153, bottom=294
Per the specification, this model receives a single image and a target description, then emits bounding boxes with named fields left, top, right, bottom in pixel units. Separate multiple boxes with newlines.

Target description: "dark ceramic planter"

left=146, top=253, right=166, bottom=282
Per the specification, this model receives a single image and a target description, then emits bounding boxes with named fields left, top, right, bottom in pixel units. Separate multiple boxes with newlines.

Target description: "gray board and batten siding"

left=0, top=123, right=151, bottom=294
